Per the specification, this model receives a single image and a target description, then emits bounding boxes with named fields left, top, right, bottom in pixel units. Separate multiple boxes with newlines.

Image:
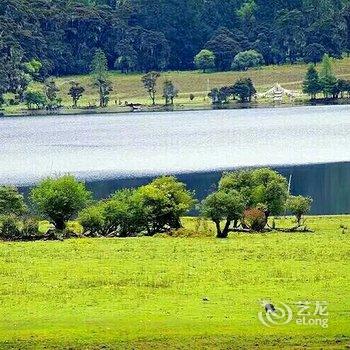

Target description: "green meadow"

left=0, top=216, right=349, bottom=349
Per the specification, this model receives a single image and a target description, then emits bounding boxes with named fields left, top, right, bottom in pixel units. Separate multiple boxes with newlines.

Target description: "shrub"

left=243, top=208, right=267, bottom=232
left=286, top=195, right=313, bottom=225
left=0, top=215, right=21, bottom=240
left=136, top=176, right=195, bottom=235
left=64, top=221, right=84, bottom=238
left=231, top=78, right=256, bottom=102
left=219, top=168, right=289, bottom=219
left=231, top=50, right=264, bottom=71
left=24, top=90, right=46, bottom=109
left=79, top=204, right=106, bottom=236
left=22, top=217, right=40, bottom=239
left=79, top=189, right=145, bottom=237
left=0, top=186, right=27, bottom=216
left=31, top=175, right=91, bottom=230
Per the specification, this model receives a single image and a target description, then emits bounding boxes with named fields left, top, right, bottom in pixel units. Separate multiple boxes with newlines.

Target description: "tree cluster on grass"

left=0, top=169, right=313, bottom=241
left=20, top=50, right=114, bottom=111
left=80, top=176, right=195, bottom=237
left=201, top=168, right=312, bottom=238
left=208, top=78, right=256, bottom=105
left=303, top=54, right=350, bottom=100
left=0, top=175, right=195, bottom=241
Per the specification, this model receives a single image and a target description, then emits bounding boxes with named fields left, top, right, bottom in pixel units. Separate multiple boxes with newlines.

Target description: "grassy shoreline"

left=3, top=57, right=350, bottom=117
left=0, top=215, right=349, bottom=349
left=3, top=98, right=350, bottom=119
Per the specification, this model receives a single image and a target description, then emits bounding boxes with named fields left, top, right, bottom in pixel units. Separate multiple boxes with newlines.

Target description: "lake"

left=1, top=105, right=350, bottom=214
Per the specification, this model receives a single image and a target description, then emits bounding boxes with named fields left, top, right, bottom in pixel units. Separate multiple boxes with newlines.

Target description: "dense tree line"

left=0, top=169, right=312, bottom=241
left=1, top=0, right=350, bottom=79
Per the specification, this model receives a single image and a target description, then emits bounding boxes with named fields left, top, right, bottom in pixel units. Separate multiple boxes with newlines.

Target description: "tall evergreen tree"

left=319, top=54, right=337, bottom=98
left=91, top=50, right=113, bottom=107
left=303, top=64, right=321, bottom=100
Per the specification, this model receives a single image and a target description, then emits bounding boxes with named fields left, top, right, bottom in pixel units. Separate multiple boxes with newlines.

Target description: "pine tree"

left=91, top=50, right=112, bottom=107
left=302, top=64, right=321, bottom=100
left=319, top=54, right=337, bottom=98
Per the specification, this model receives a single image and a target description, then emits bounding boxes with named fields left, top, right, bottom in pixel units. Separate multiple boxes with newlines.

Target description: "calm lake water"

left=1, top=105, right=350, bottom=214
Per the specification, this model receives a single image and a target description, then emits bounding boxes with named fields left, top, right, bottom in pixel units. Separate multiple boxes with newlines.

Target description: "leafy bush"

left=231, top=50, right=264, bottom=71
left=0, top=186, right=27, bottom=216
left=219, top=168, right=288, bottom=219
left=286, top=195, right=313, bottom=225
left=243, top=208, right=267, bottom=232
left=0, top=215, right=21, bottom=240
left=79, top=189, right=145, bottom=237
left=194, top=49, right=216, bottom=72
left=79, top=204, right=106, bottom=236
left=231, top=78, right=256, bottom=102
left=24, top=90, right=46, bottom=109
left=21, top=217, right=40, bottom=240
left=136, top=176, right=195, bottom=235
left=31, top=175, right=91, bottom=230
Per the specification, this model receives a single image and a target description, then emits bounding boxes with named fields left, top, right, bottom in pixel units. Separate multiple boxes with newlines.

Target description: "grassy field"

left=4, top=57, right=350, bottom=115
left=0, top=216, right=349, bottom=349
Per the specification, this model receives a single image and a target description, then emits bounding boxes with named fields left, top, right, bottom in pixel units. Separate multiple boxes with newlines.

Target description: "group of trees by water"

left=303, top=54, right=350, bottom=100
left=8, top=50, right=179, bottom=110
left=3, top=49, right=350, bottom=111
left=0, top=169, right=312, bottom=241
left=208, top=78, right=257, bottom=105
left=1, top=0, right=350, bottom=78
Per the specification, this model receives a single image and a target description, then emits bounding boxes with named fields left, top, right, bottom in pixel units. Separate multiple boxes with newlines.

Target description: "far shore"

left=2, top=98, right=350, bottom=118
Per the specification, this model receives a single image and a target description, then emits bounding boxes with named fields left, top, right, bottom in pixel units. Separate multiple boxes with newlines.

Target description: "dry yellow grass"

left=53, top=57, right=350, bottom=106
left=4, top=57, right=350, bottom=114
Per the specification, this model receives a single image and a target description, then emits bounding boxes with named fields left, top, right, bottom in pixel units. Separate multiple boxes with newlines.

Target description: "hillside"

left=1, top=0, right=350, bottom=75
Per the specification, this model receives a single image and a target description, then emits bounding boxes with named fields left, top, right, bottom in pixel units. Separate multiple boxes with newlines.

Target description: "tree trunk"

left=296, top=214, right=302, bottom=226
left=221, top=219, right=231, bottom=238
left=55, top=218, right=65, bottom=231
left=99, top=85, right=103, bottom=107
left=214, top=220, right=222, bottom=238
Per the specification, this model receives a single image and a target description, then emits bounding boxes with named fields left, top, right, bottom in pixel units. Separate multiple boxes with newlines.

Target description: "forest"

left=1, top=0, right=350, bottom=78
